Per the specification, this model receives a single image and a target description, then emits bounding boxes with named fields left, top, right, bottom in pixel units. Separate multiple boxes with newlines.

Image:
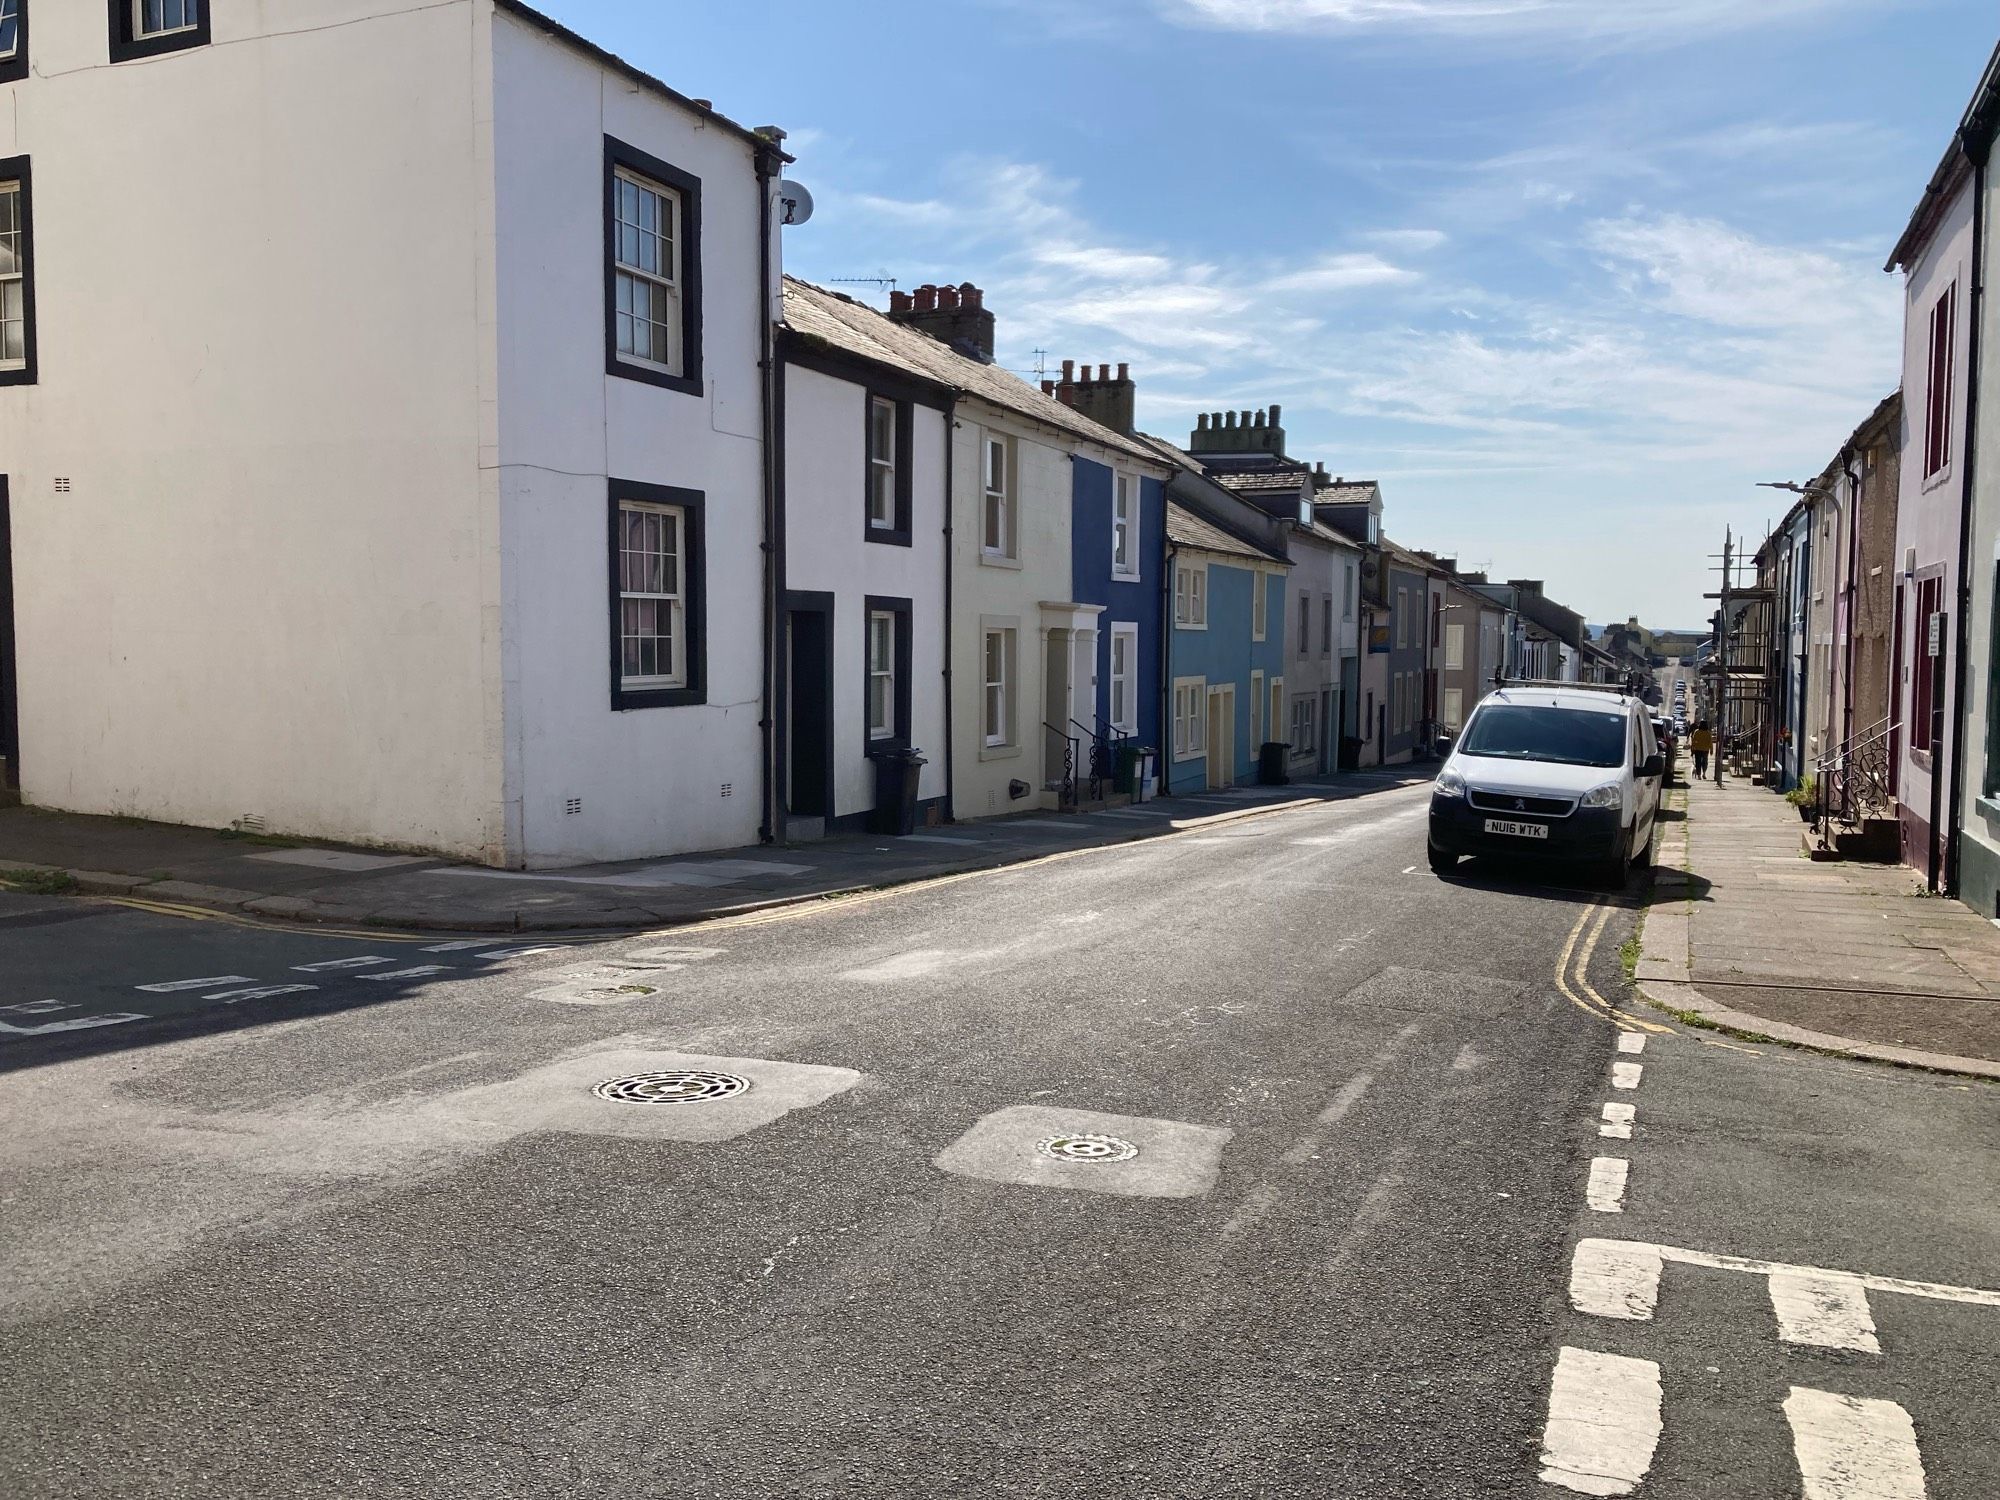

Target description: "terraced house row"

left=0, top=0, right=1607, bottom=867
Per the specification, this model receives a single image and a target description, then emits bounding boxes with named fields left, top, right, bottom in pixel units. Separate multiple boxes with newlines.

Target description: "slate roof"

left=1317, top=481, right=1382, bottom=507
left=782, top=279, right=1165, bottom=468
left=1216, top=468, right=1310, bottom=494
left=1166, top=502, right=1290, bottom=565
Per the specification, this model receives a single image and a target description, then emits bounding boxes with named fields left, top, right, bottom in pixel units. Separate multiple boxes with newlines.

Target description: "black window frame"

left=1, top=0, right=29, bottom=85
left=108, top=0, right=210, bottom=63
left=862, top=390, right=913, bottom=547
left=603, top=135, right=703, bottom=398
left=0, top=155, right=35, bottom=388
left=607, top=479, right=707, bottom=711
left=861, top=594, right=913, bottom=753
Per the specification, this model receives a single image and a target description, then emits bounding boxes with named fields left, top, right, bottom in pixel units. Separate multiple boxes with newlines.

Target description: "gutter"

left=1945, top=124, right=1988, bottom=896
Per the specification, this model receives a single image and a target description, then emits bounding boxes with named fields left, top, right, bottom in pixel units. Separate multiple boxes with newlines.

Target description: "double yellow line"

left=1555, top=900, right=1672, bottom=1034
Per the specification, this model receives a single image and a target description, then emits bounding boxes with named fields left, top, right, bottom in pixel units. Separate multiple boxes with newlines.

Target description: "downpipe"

left=1944, top=133, right=1987, bottom=896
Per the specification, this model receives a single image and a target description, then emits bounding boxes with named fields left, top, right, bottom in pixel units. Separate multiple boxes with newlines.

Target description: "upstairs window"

left=1322, top=596, right=1333, bottom=656
left=982, top=435, right=1014, bottom=559
left=0, top=163, right=34, bottom=385
left=110, top=0, right=209, bottom=61
left=604, top=137, right=702, bottom=395
left=1251, top=570, right=1267, bottom=641
left=1343, top=560, right=1357, bottom=620
left=1174, top=562, right=1207, bottom=627
left=1, top=1, right=25, bottom=83
left=1924, top=282, right=1956, bottom=480
left=1112, top=472, right=1140, bottom=580
left=868, top=398, right=897, bottom=530
left=1298, top=594, right=1311, bottom=654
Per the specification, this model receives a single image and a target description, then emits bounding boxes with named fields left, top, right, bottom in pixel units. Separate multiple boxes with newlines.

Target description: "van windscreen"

left=1459, top=705, right=1625, bottom=768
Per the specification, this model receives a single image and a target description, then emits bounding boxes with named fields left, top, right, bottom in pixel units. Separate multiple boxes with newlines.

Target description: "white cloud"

left=1265, top=253, right=1419, bottom=292
left=1362, top=228, right=1449, bottom=253
left=1584, top=213, right=1893, bottom=332
left=1158, top=0, right=1882, bottom=46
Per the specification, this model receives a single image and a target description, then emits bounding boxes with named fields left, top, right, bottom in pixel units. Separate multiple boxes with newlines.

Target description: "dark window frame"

left=861, top=594, right=913, bottom=753
left=1925, top=282, right=1956, bottom=480
left=108, top=0, right=210, bottom=63
left=1, top=0, right=29, bottom=85
left=607, top=479, right=707, bottom=711
left=603, top=135, right=703, bottom=397
left=862, top=390, right=913, bottom=547
left=0, top=155, right=35, bottom=388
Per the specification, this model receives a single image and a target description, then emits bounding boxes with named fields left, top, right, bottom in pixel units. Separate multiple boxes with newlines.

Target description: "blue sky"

left=545, top=0, right=1994, bottom=628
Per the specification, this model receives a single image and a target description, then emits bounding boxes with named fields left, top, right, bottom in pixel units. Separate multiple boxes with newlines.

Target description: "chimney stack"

left=887, top=281, right=996, bottom=360
left=1189, top=400, right=1289, bottom=458
left=1049, top=355, right=1138, bottom=436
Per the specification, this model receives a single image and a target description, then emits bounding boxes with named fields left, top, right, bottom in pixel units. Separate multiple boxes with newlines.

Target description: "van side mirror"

left=1640, top=753, right=1664, bottom=779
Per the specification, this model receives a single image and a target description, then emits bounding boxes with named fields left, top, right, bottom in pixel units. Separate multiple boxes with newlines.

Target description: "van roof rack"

left=1494, top=678, right=1640, bottom=697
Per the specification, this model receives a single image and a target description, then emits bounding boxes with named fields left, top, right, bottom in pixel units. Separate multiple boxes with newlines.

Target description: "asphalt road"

left=2, top=782, right=1994, bottom=1498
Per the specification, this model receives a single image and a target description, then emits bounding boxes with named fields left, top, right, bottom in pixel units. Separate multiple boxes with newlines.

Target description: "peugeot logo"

left=1514, top=798, right=1527, bottom=811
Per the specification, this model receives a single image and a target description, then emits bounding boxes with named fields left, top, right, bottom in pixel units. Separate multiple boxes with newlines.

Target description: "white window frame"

left=868, top=396, right=898, bottom=531
left=1112, top=472, right=1140, bottom=580
left=135, top=0, right=200, bottom=38
left=0, top=179, right=22, bottom=372
left=0, top=0, right=18, bottom=61
left=981, top=434, right=1015, bottom=561
left=1251, top=569, right=1267, bottom=641
left=867, top=609, right=897, bottom=740
left=616, top=500, right=687, bottom=690
left=1109, top=623, right=1138, bottom=735
left=1395, top=589, right=1409, bottom=649
left=1291, top=695, right=1316, bottom=756
left=1175, top=561, right=1208, bottom=628
left=1343, top=560, right=1357, bottom=621
left=982, top=626, right=1015, bottom=749
left=1173, top=677, right=1208, bottom=760
left=1250, top=669, right=1266, bottom=746
left=1442, top=687, right=1464, bottom=730
left=612, top=165, right=683, bottom=376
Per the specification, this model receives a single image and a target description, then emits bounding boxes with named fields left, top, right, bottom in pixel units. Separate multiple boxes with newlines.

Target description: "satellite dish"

left=777, top=180, right=814, bottom=226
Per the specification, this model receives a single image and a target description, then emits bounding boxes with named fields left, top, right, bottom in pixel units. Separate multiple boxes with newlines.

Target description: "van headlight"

left=1434, top=768, right=1467, bottom=799
left=1579, top=781, right=1623, bottom=809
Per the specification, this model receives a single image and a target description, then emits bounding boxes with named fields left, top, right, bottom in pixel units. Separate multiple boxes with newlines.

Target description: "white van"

left=1427, top=683, right=1663, bottom=884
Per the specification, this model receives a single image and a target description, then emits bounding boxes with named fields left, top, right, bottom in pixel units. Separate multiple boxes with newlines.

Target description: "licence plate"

left=1484, top=818, right=1549, bottom=840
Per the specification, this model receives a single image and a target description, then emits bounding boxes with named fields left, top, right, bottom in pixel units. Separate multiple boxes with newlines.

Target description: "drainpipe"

left=1840, top=443, right=1862, bottom=821
left=940, top=397, right=958, bottom=821
left=1162, top=538, right=1178, bottom=792
left=1945, top=129, right=1988, bottom=897
left=754, top=133, right=782, bottom=845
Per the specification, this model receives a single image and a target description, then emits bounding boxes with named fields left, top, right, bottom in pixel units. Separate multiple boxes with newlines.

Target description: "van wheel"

left=1428, top=845, right=1459, bottom=876
left=1633, top=829, right=1654, bottom=869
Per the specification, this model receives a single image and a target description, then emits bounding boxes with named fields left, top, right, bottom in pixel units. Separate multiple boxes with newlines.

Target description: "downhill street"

left=2, top=781, right=1996, bottom=1498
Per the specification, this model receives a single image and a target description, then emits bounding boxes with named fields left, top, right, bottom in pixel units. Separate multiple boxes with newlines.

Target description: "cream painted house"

left=0, top=1, right=791, bottom=866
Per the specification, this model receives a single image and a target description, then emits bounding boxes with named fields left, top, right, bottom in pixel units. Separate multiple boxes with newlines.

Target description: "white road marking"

left=353, top=965, right=449, bottom=983
left=1611, top=1061, right=1643, bottom=1090
left=201, top=984, right=320, bottom=1004
left=292, top=956, right=393, bottom=973
left=1599, top=1102, right=1635, bottom=1140
left=1570, top=1237, right=2000, bottom=1331
left=1402, top=864, right=1417, bottom=873
left=0, top=1011, right=150, bottom=1037
left=135, top=975, right=255, bottom=992
left=1451, top=1043, right=1486, bottom=1071
left=1539, top=1346, right=1662, bottom=1496
left=469, top=946, right=561, bottom=960
left=422, top=940, right=498, bottom=952
left=1768, top=1272, right=1881, bottom=1353
left=1616, top=1033, right=1646, bottom=1054
left=1587, top=1157, right=1629, bottom=1213
left=1784, top=1387, right=1927, bottom=1500
left=0, top=999, right=72, bottom=1015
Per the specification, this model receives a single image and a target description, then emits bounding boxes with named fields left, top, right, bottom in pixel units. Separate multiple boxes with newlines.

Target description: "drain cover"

left=1036, top=1133, right=1139, bottom=1164
left=592, top=1070, right=752, bottom=1105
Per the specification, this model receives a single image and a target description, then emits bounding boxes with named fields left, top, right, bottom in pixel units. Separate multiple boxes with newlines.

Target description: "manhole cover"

left=1036, top=1133, right=1139, bottom=1164
left=592, top=1070, right=751, bottom=1105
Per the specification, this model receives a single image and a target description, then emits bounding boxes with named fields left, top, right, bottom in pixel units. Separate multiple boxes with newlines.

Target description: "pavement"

left=1636, top=772, right=2000, bottom=1078
left=4, top=778, right=1996, bottom=1498
left=0, top=769, right=1430, bottom=934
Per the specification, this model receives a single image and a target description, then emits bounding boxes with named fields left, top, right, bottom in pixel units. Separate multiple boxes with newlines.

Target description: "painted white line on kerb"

left=1611, top=1061, right=1643, bottom=1090
left=135, top=975, right=255, bottom=993
left=1616, top=1033, right=1646, bottom=1055
left=1784, top=1387, right=1926, bottom=1500
left=1587, top=1158, right=1629, bottom=1213
left=353, top=965, right=450, bottom=983
left=1599, top=1102, right=1635, bottom=1140
left=292, top=956, right=394, bottom=973
left=1539, top=1346, right=1662, bottom=1496
left=1768, top=1272, right=1880, bottom=1353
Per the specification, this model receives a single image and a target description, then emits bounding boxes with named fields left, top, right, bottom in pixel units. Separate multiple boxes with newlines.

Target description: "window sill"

left=1978, top=795, right=2000, bottom=827
left=865, top=525, right=913, bottom=548
left=1112, top=568, right=1142, bottom=585
left=1174, top=749, right=1207, bottom=763
left=607, top=356, right=703, bottom=398
left=613, top=684, right=705, bottom=710
left=110, top=20, right=212, bottom=63
left=979, top=551, right=1022, bottom=571
left=978, top=742, right=1022, bottom=762
left=1177, top=620, right=1208, bottom=632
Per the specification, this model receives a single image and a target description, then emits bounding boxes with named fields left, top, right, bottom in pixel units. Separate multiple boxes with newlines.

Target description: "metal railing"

left=1068, top=716, right=1130, bottom=802
left=1042, top=721, right=1078, bottom=809
left=1814, top=716, right=1897, bottom=830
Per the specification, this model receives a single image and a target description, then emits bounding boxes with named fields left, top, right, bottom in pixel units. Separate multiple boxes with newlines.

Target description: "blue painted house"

left=1071, top=454, right=1170, bottom=764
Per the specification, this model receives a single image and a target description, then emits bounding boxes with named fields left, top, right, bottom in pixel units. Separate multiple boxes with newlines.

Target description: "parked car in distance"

left=1428, top=684, right=1664, bottom=884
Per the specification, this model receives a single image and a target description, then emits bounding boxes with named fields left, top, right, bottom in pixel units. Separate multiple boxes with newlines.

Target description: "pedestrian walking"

left=1691, top=720, right=1713, bottom=779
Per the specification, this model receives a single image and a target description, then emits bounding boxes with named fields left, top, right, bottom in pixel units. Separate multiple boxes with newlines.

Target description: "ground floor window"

left=610, top=481, right=705, bottom=709
left=1442, top=687, right=1464, bottom=730
left=1174, top=677, right=1207, bottom=759
left=1910, top=575, right=1942, bottom=753
left=982, top=625, right=1016, bottom=749
left=1109, top=623, right=1138, bottom=735
left=862, top=596, right=912, bottom=749
left=1290, top=695, right=1317, bottom=755
left=1269, top=677, right=1284, bottom=746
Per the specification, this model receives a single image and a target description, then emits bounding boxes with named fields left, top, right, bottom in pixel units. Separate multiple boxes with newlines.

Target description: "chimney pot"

left=1042, top=379, right=1056, bottom=395
left=1117, top=362, right=1129, bottom=381
left=913, top=285, right=938, bottom=312
left=1255, top=409, right=1267, bottom=427
left=1196, top=413, right=1208, bottom=429
left=1225, top=412, right=1238, bottom=429
left=1061, top=359, right=1075, bottom=380
left=1239, top=410, right=1252, bottom=427
left=889, top=289, right=913, bottom=314
left=1270, top=403, right=1282, bottom=427
left=936, top=285, right=960, bottom=311
left=959, top=282, right=979, bottom=307
left=1098, top=364, right=1110, bottom=382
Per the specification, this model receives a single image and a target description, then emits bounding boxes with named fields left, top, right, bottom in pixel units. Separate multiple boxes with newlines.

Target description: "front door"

left=0, top=478, right=15, bottom=797
left=782, top=594, right=834, bottom=827
left=1206, top=685, right=1234, bottom=790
